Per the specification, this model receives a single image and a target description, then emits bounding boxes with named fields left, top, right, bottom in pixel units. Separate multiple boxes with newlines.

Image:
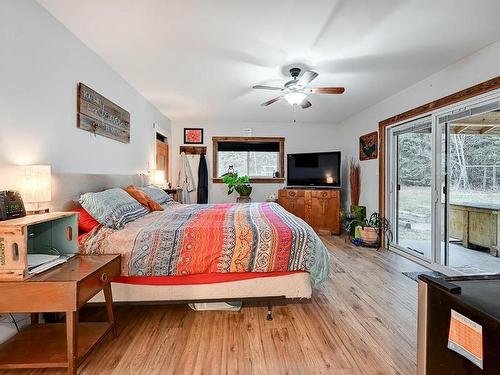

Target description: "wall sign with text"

left=77, top=83, right=130, bottom=143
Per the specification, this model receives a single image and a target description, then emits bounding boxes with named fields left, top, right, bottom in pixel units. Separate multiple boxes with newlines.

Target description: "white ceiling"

left=38, top=0, right=500, bottom=124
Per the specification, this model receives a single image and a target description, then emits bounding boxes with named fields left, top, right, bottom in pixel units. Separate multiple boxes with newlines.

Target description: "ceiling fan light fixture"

left=284, top=92, right=307, bottom=105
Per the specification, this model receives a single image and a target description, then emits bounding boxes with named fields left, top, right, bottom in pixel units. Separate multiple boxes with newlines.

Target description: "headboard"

left=51, top=173, right=148, bottom=211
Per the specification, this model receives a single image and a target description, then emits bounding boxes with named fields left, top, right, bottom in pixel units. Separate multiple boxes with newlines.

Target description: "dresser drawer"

left=311, top=190, right=339, bottom=199
left=279, top=189, right=305, bottom=198
left=77, top=256, right=120, bottom=307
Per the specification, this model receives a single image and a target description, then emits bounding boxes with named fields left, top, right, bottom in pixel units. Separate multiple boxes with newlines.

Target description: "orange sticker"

left=448, top=309, right=483, bottom=369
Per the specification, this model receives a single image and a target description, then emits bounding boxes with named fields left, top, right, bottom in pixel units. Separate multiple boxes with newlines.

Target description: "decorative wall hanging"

left=77, top=83, right=130, bottom=143
left=184, top=128, right=204, bottom=144
left=359, top=131, right=378, bottom=161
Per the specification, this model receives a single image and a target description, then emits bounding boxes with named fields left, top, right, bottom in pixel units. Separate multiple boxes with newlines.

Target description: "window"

left=212, top=137, right=285, bottom=183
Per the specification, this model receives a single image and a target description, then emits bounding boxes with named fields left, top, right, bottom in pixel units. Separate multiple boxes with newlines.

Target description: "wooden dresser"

left=278, top=188, right=341, bottom=235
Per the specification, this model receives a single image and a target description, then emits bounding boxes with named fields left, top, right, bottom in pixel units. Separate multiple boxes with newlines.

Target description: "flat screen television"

left=287, top=152, right=341, bottom=188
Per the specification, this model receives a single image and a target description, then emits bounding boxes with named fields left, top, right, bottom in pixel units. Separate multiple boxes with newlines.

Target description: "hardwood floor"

left=1, top=236, right=427, bottom=375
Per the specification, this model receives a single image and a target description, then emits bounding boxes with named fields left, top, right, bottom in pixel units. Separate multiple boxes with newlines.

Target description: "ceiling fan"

left=253, top=67, right=345, bottom=109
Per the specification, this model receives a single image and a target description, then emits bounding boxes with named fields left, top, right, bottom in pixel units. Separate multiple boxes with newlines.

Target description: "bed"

left=50, top=174, right=329, bottom=312
left=78, top=201, right=330, bottom=305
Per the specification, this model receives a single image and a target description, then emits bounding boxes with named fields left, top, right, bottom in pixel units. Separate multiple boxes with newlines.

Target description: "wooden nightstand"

left=0, top=254, right=121, bottom=375
left=163, top=187, right=182, bottom=202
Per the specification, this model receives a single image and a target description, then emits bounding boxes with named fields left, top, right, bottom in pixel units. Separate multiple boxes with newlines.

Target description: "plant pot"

left=235, top=185, right=252, bottom=197
left=360, top=227, right=379, bottom=246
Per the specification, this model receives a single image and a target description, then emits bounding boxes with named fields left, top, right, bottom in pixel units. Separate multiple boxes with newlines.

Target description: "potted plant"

left=347, top=213, right=392, bottom=249
left=222, top=172, right=252, bottom=198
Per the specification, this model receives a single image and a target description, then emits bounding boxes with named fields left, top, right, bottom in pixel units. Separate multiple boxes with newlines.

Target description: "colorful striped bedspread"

left=79, top=202, right=330, bottom=285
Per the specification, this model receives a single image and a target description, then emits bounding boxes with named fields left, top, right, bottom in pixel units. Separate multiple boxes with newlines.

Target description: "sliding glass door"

left=389, top=117, right=433, bottom=261
left=439, top=99, right=500, bottom=274
left=388, top=95, right=500, bottom=274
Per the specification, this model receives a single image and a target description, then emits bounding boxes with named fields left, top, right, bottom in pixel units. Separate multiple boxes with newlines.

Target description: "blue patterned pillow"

left=79, top=188, right=148, bottom=229
left=137, top=185, right=173, bottom=205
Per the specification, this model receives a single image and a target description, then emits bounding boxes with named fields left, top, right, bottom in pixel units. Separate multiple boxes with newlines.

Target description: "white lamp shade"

left=284, top=92, right=307, bottom=105
left=21, top=165, right=51, bottom=203
left=154, top=169, right=165, bottom=186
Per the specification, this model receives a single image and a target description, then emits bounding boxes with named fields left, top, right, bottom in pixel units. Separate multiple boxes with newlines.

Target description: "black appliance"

left=0, top=191, right=26, bottom=221
left=418, top=274, right=500, bottom=374
left=287, top=151, right=341, bottom=187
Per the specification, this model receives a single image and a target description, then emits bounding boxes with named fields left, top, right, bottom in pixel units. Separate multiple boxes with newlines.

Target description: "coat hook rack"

left=180, top=146, right=207, bottom=155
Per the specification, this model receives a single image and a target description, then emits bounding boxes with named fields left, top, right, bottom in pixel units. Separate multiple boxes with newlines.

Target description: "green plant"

left=222, top=173, right=251, bottom=196
left=346, top=212, right=393, bottom=249
left=341, top=206, right=366, bottom=236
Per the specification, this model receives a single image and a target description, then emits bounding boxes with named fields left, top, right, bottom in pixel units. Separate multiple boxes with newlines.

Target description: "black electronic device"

left=287, top=151, right=341, bottom=187
left=0, top=191, right=26, bottom=221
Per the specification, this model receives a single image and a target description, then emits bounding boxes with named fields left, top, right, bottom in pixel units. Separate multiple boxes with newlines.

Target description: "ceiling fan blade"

left=301, top=100, right=312, bottom=109
left=308, top=87, right=345, bottom=94
left=253, top=85, right=283, bottom=91
left=261, top=96, right=281, bottom=106
left=297, top=71, right=318, bottom=87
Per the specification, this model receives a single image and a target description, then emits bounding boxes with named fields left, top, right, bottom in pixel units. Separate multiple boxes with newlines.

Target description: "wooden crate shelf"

left=0, top=212, right=78, bottom=280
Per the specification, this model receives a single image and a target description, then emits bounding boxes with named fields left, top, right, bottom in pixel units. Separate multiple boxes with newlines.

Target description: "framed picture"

left=184, top=128, right=204, bottom=144
left=359, top=131, right=378, bottom=161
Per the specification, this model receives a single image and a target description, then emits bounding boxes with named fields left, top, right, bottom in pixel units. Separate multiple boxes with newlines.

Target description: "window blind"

left=217, top=141, right=280, bottom=152
left=393, top=115, right=432, bottom=136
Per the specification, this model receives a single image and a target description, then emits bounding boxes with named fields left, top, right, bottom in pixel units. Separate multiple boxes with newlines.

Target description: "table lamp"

left=153, top=169, right=166, bottom=188
left=21, top=165, right=51, bottom=214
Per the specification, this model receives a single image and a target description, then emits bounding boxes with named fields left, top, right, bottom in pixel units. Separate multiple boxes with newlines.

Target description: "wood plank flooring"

left=1, top=236, right=427, bottom=375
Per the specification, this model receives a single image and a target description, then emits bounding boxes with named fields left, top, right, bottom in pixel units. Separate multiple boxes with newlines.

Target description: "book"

left=27, top=254, right=70, bottom=275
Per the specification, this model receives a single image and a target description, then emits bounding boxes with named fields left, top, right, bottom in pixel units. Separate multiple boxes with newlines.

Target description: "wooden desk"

left=0, top=254, right=120, bottom=374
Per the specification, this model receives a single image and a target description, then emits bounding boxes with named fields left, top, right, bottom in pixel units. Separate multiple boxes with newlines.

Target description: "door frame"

left=381, top=80, right=500, bottom=273
left=386, top=116, right=434, bottom=263
left=434, top=94, right=500, bottom=269
left=155, top=131, right=169, bottom=181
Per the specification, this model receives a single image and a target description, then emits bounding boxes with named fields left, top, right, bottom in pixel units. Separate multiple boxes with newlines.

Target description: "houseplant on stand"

left=222, top=172, right=252, bottom=200
left=348, top=213, right=393, bottom=250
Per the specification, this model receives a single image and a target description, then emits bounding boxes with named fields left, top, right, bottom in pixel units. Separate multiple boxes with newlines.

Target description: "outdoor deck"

left=399, top=239, right=500, bottom=274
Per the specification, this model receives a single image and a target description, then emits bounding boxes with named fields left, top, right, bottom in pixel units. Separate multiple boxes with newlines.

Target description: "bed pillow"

left=79, top=188, right=148, bottom=229
left=137, top=185, right=173, bottom=205
left=124, top=185, right=164, bottom=212
left=74, top=207, right=100, bottom=233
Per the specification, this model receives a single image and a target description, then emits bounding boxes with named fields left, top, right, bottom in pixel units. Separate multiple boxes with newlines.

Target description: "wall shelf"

left=180, top=146, right=206, bottom=155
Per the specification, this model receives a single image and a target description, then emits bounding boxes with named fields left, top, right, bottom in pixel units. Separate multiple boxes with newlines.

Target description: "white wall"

left=0, top=0, right=171, bottom=192
left=170, top=121, right=341, bottom=203
left=335, top=40, right=500, bottom=215
left=0, top=0, right=170, bottom=343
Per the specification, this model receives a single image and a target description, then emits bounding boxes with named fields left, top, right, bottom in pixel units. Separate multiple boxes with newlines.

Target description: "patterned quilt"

left=79, top=202, right=330, bottom=285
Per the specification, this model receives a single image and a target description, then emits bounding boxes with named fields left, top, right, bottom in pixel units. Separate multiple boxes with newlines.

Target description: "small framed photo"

left=184, top=128, right=204, bottom=144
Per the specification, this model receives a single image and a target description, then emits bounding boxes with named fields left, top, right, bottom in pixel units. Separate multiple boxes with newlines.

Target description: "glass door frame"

left=436, top=96, right=500, bottom=268
left=385, top=90, right=500, bottom=273
left=386, top=115, right=435, bottom=264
